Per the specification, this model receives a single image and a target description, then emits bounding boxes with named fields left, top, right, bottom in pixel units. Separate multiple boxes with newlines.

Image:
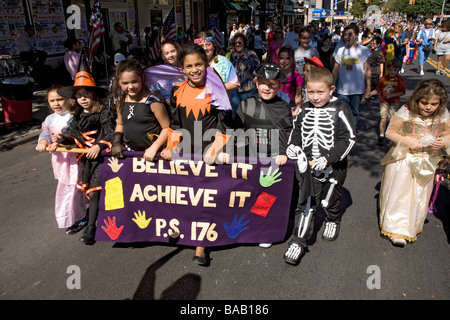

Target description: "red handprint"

left=101, top=216, right=124, bottom=240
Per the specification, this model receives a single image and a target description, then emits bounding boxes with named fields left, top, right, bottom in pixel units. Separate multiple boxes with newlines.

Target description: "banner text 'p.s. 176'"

left=95, top=152, right=295, bottom=247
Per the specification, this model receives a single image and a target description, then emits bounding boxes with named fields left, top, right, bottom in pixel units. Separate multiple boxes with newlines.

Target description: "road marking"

left=426, top=58, right=450, bottom=77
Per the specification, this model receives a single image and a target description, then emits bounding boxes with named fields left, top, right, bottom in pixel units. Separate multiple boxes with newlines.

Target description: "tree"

left=383, top=0, right=444, bottom=18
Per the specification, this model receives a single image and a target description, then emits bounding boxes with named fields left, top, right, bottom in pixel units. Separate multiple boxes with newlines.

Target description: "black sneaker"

left=79, top=225, right=96, bottom=245
left=322, top=221, right=340, bottom=241
left=192, top=253, right=210, bottom=266
left=283, top=240, right=305, bottom=265
left=65, top=218, right=87, bottom=235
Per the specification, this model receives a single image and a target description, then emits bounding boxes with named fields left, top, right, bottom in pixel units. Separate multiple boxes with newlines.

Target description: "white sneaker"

left=259, top=243, right=272, bottom=248
left=322, top=221, right=340, bottom=241
left=419, top=70, right=424, bottom=76
left=400, top=68, right=404, bottom=74
left=284, top=240, right=305, bottom=265
left=391, top=237, right=407, bottom=247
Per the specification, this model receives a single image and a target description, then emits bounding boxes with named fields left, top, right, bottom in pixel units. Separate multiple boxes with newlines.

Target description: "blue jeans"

left=336, top=93, right=362, bottom=127
left=229, top=87, right=258, bottom=118
left=418, top=46, right=432, bottom=66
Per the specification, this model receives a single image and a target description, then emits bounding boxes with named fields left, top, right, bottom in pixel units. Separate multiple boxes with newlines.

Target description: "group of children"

left=36, top=30, right=449, bottom=267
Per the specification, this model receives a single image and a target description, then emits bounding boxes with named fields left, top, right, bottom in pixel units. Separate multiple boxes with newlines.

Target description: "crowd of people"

left=35, top=15, right=450, bottom=267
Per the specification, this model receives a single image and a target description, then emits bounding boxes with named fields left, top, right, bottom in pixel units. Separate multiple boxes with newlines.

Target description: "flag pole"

left=102, top=35, right=109, bottom=85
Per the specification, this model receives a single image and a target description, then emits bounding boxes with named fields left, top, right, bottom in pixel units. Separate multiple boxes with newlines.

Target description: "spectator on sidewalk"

left=63, top=38, right=82, bottom=81
left=283, top=18, right=302, bottom=50
left=112, top=22, right=133, bottom=56
left=16, top=24, right=47, bottom=68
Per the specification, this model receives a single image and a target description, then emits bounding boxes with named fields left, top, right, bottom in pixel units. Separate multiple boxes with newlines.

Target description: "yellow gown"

left=379, top=106, right=450, bottom=242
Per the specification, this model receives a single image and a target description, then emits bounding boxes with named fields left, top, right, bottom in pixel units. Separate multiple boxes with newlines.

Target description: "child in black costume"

left=232, top=62, right=293, bottom=248
left=233, top=62, right=293, bottom=166
left=284, top=66, right=356, bottom=265
left=58, top=71, right=116, bottom=245
left=111, top=58, right=170, bottom=161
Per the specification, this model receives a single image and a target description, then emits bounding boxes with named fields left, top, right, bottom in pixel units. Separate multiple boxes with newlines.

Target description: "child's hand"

left=203, top=148, right=217, bottom=164
left=143, top=145, right=158, bottom=161
left=408, top=138, right=422, bottom=151
left=430, top=138, right=446, bottom=151
left=86, top=144, right=101, bottom=159
left=161, top=147, right=173, bottom=161
left=36, top=142, right=48, bottom=152
left=47, top=143, right=58, bottom=153
left=275, top=155, right=287, bottom=166
left=217, top=152, right=230, bottom=164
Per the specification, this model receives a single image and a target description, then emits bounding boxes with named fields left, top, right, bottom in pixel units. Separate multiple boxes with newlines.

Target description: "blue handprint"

left=224, top=214, right=250, bottom=239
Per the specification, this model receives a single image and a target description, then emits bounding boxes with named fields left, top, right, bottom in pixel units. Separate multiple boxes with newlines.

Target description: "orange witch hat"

left=58, top=71, right=108, bottom=99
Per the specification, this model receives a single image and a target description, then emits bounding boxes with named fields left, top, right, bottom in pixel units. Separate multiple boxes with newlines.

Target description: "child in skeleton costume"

left=379, top=79, right=449, bottom=247
left=284, top=67, right=356, bottom=265
left=233, top=63, right=293, bottom=165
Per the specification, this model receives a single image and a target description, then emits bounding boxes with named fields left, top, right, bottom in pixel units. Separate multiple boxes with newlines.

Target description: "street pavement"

left=0, top=57, right=449, bottom=308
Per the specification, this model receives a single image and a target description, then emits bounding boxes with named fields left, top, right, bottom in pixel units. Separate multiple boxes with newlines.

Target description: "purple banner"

left=95, top=152, right=295, bottom=246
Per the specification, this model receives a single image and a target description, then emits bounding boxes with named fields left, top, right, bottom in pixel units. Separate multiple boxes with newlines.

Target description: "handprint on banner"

left=101, top=216, right=124, bottom=240
left=107, top=157, right=124, bottom=173
left=224, top=214, right=250, bottom=239
left=259, top=166, right=282, bottom=187
left=132, top=210, right=152, bottom=229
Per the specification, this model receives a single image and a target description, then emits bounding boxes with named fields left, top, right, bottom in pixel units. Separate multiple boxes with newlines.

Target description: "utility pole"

left=440, top=0, right=446, bottom=24
left=330, top=0, right=334, bottom=33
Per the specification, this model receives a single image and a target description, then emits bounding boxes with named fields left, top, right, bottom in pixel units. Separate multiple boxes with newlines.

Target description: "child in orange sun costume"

left=161, top=43, right=233, bottom=266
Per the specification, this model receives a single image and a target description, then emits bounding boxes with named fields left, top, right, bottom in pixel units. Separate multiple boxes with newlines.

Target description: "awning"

left=218, top=0, right=234, bottom=12
left=230, top=2, right=251, bottom=12
left=218, top=0, right=251, bottom=14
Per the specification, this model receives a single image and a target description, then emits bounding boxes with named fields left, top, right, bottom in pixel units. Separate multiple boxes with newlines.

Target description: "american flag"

left=86, top=0, right=105, bottom=65
left=149, top=8, right=176, bottom=61
left=212, top=27, right=223, bottom=50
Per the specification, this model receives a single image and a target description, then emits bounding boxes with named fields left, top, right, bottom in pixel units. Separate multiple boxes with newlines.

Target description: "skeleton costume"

left=284, top=96, right=355, bottom=265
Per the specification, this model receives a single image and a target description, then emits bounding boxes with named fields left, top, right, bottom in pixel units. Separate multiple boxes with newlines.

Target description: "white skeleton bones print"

left=301, top=107, right=336, bottom=160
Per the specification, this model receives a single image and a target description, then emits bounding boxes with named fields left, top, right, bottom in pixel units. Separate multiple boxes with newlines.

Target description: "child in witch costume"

left=284, top=67, right=356, bottom=265
left=161, top=43, right=233, bottom=266
left=57, top=71, right=116, bottom=245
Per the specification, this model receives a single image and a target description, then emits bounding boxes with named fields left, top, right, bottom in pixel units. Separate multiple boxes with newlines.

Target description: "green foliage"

left=350, top=0, right=446, bottom=19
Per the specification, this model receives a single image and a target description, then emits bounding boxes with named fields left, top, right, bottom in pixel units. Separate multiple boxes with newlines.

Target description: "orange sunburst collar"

left=173, top=80, right=211, bottom=120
